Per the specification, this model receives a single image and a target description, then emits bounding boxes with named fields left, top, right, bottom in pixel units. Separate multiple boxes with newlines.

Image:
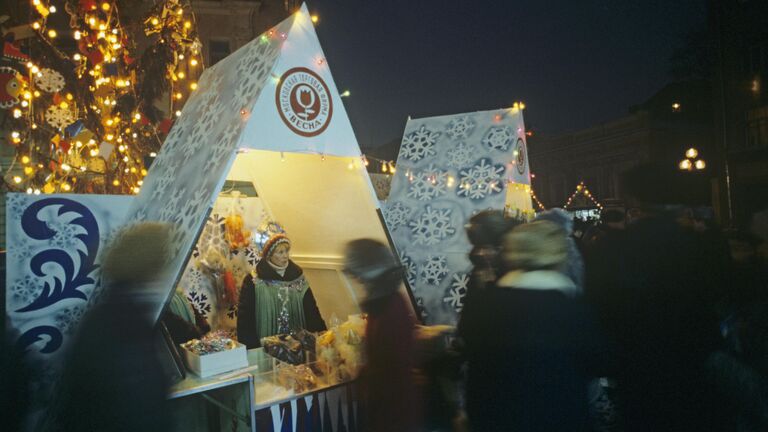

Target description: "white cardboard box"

left=182, top=342, right=249, bottom=378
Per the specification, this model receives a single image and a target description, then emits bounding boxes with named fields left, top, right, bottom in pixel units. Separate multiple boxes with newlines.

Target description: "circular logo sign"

left=275, top=67, right=333, bottom=137
left=515, top=138, right=527, bottom=175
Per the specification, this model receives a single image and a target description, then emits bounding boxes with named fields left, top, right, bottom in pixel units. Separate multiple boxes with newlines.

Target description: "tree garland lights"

left=1, top=0, right=203, bottom=195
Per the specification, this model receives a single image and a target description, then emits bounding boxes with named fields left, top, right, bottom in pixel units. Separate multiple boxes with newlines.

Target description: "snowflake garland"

left=445, top=142, right=476, bottom=168
left=407, top=165, right=449, bottom=201
left=400, top=125, right=440, bottom=162
left=409, top=206, right=456, bottom=246
left=482, top=126, right=514, bottom=151
left=457, top=158, right=506, bottom=200
left=445, top=116, right=475, bottom=140
left=443, top=273, right=469, bottom=312
left=384, top=202, right=412, bottom=229
left=421, top=255, right=449, bottom=285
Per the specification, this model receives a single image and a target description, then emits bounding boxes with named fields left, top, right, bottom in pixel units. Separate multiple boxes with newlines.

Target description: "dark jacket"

left=462, top=270, right=606, bottom=432
left=237, top=259, right=325, bottom=348
left=45, top=295, right=171, bottom=432
left=360, top=292, right=422, bottom=432
left=585, top=216, right=727, bottom=431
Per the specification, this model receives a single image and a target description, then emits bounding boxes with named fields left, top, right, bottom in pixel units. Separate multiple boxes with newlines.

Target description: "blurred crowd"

left=4, top=160, right=768, bottom=432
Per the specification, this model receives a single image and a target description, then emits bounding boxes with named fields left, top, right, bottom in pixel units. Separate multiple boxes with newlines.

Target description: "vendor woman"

left=237, top=233, right=326, bottom=348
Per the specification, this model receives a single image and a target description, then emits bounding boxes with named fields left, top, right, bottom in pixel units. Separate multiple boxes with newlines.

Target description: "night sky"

left=309, top=0, right=708, bottom=151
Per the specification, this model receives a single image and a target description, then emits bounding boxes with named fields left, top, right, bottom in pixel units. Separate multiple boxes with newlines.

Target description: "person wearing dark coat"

left=237, top=234, right=326, bottom=348
left=43, top=223, right=174, bottom=432
left=344, top=239, right=422, bottom=432
left=462, top=221, right=607, bottom=432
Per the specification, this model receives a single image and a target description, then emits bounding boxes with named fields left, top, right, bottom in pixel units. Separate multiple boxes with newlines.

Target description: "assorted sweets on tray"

left=182, top=331, right=239, bottom=355
left=257, top=315, right=366, bottom=394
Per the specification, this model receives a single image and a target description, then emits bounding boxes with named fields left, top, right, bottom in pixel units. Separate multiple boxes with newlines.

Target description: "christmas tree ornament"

left=3, top=41, right=29, bottom=62
left=46, top=105, right=75, bottom=129
left=0, top=66, right=24, bottom=108
left=34, top=68, right=66, bottom=93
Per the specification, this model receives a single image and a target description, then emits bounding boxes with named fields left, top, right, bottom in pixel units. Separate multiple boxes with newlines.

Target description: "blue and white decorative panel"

left=385, top=108, right=529, bottom=325
left=5, top=193, right=132, bottom=360
left=118, top=14, right=288, bottom=322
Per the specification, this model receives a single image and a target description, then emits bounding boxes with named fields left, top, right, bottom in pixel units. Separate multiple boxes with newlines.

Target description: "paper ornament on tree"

left=46, top=105, right=75, bottom=129
left=3, top=41, right=29, bottom=62
left=34, top=68, right=66, bottom=93
left=0, top=66, right=23, bottom=108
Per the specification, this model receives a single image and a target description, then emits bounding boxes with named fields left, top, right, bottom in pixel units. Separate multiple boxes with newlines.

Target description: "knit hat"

left=502, top=221, right=568, bottom=271
left=261, top=233, right=291, bottom=259
left=343, top=239, right=402, bottom=300
left=466, top=210, right=521, bottom=247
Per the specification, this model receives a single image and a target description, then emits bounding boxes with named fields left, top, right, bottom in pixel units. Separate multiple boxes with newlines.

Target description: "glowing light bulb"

left=177, top=71, right=185, bottom=79
left=13, top=176, right=22, bottom=183
left=184, top=21, right=191, bottom=29
left=47, top=29, right=57, bottom=38
left=32, top=22, right=41, bottom=30
left=101, top=2, right=110, bottom=11
left=13, top=108, right=22, bottom=118
left=151, top=18, right=159, bottom=25
left=190, top=59, right=198, bottom=66
left=73, top=53, right=82, bottom=61
left=62, top=183, right=71, bottom=191
left=112, top=179, right=120, bottom=186
left=49, top=5, right=56, bottom=13
left=695, top=159, right=706, bottom=170
left=679, top=159, right=692, bottom=170
left=189, top=82, right=197, bottom=90
left=175, top=110, right=181, bottom=117
left=21, top=155, right=30, bottom=164
left=311, top=15, right=319, bottom=23
left=30, top=66, right=39, bottom=74
left=685, top=148, right=698, bottom=159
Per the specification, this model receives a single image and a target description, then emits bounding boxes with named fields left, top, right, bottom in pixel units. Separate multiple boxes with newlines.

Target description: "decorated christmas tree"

left=0, top=0, right=203, bottom=194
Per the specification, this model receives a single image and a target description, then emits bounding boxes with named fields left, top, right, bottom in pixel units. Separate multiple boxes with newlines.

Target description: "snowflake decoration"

left=482, top=126, right=514, bottom=151
left=407, top=165, right=449, bottom=201
left=11, top=240, right=35, bottom=261
left=446, top=142, right=476, bottom=168
left=11, top=275, right=43, bottom=306
left=48, top=221, right=81, bottom=250
left=416, top=297, right=429, bottom=320
left=55, top=306, right=85, bottom=335
left=443, top=273, right=469, bottom=312
left=384, top=202, right=412, bottom=229
left=399, top=251, right=417, bottom=286
left=409, top=206, right=456, bottom=246
left=6, top=193, right=26, bottom=218
left=45, top=105, right=74, bottom=130
left=34, top=68, right=66, bottom=93
left=421, top=255, right=449, bottom=285
left=400, top=125, right=440, bottom=162
left=187, top=290, right=212, bottom=317
left=446, top=116, right=475, bottom=140
left=457, top=158, right=506, bottom=200
left=158, top=189, right=183, bottom=222
left=227, top=304, right=239, bottom=320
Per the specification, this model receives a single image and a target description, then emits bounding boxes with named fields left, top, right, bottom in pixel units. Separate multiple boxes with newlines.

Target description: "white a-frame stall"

left=122, top=4, right=412, bottom=323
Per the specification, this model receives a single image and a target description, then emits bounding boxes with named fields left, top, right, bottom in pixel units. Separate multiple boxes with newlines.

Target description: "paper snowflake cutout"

left=384, top=202, right=412, bottom=229
left=409, top=206, right=456, bottom=246
left=443, top=273, right=469, bottom=312
left=457, top=158, right=506, bottom=200
left=11, top=275, right=43, bottom=306
left=446, top=142, right=476, bottom=168
left=187, top=290, right=212, bottom=317
left=45, top=105, right=74, bottom=129
left=34, top=68, right=66, bottom=93
left=400, top=125, right=440, bottom=162
left=446, top=116, right=475, bottom=140
left=421, top=255, right=449, bottom=285
left=407, top=164, right=449, bottom=201
left=482, top=126, right=514, bottom=151
left=399, top=251, right=417, bottom=286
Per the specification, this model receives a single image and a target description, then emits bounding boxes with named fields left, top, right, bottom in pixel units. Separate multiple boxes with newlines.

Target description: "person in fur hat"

left=344, top=239, right=422, bottom=432
left=462, top=221, right=607, bottom=432
left=237, top=233, right=326, bottom=348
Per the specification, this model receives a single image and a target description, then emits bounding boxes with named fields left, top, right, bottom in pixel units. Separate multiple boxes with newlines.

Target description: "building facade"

left=711, top=0, right=768, bottom=227
left=529, top=80, right=714, bottom=210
